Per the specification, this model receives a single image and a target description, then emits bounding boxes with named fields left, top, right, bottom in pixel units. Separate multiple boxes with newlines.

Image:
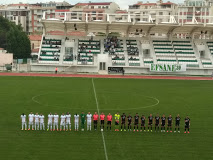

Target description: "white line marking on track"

left=92, top=78, right=109, bottom=160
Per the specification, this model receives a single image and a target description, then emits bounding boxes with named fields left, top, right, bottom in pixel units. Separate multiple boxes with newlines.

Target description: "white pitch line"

left=92, top=78, right=109, bottom=160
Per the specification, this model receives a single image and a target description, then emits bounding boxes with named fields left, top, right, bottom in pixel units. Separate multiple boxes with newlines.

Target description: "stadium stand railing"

left=104, top=38, right=126, bottom=66
left=126, top=40, right=140, bottom=66
left=201, top=59, right=213, bottom=68
left=207, top=42, right=213, bottom=55
left=77, top=39, right=101, bottom=65
left=153, top=40, right=177, bottom=65
left=36, top=35, right=213, bottom=70
left=143, top=58, right=154, bottom=66
left=39, top=37, right=62, bottom=64
left=173, top=41, right=199, bottom=67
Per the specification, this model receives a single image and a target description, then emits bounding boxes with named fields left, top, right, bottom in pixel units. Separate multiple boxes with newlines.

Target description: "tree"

left=0, top=16, right=31, bottom=58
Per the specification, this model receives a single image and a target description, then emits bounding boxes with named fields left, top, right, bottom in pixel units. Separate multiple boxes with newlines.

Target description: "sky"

left=0, top=0, right=179, bottom=10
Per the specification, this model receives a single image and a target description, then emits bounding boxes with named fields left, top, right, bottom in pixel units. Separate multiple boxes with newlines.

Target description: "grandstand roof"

left=41, top=19, right=213, bottom=35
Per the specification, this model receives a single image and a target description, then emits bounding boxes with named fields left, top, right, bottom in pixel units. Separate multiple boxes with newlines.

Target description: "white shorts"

left=60, top=121, right=65, bottom=125
left=35, top=122, right=39, bottom=125
left=87, top=121, right=92, bottom=125
left=29, top=121, right=33, bottom=125
left=48, top=122, right=53, bottom=125
left=66, top=121, right=71, bottom=124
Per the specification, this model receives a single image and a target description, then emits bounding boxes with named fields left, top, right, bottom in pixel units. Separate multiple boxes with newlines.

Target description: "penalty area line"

left=92, top=78, right=109, bottom=160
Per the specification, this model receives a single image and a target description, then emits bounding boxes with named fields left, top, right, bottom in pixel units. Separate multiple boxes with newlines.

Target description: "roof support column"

left=125, top=25, right=131, bottom=38
left=42, top=22, right=46, bottom=36
left=64, top=22, right=67, bottom=37
left=106, top=24, right=109, bottom=36
left=85, top=23, right=88, bottom=36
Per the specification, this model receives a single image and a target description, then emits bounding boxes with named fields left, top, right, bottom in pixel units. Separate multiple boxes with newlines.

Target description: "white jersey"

left=66, top=114, right=71, bottom=123
left=35, top=115, right=39, bottom=122
left=39, top=115, right=45, bottom=123
left=87, top=114, right=92, bottom=121
left=48, top=114, right=53, bottom=122
left=28, top=114, right=34, bottom=122
left=60, top=115, right=66, bottom=123
left=74, top=115, right=79, bottom=122
left=54, top=115, right=59, bottom=122
left=21, top=115, right=26, bottom=122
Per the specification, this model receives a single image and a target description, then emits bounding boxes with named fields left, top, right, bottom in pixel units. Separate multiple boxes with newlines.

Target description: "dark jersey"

left=168, top=117, right=172, bottom=123
left=141, top=117, right=145, bottom=124
left=185, top=118, right=190, bottom=125
left=176, top=117, right=181, bottom=124
left=134, top=116, right=139, bottom=123
left=155, top=116, right=160, bottom=124
left=127, top=116, right=132, bottom=123
left=121, top=115, right=126, bottom=122
left=148, top=116, right=153, bottom=123
left=161, top=117, right=166, bottom=123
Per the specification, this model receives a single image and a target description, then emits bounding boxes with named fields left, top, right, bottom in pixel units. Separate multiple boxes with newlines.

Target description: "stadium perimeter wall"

left=30, top=65, right=213, bottom=76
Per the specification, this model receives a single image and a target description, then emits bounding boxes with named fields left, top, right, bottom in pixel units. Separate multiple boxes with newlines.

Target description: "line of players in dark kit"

left=119, top=113, right=190, bottom=133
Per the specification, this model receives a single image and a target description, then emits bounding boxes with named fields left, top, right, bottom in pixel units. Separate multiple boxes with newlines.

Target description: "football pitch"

left=0, top=76, right=213, bottom=160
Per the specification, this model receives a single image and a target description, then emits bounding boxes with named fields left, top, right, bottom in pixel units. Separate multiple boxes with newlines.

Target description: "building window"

left=159, top=12, right=163, bottom=15
left=106, top=6, right=109, bottom=9
left=91, top=6, right=94, bottom=9
left=98, top=6, right=101, bottom=8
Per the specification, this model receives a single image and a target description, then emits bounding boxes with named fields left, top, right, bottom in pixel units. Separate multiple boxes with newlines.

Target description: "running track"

left=0, top=72, right=212, bottom=80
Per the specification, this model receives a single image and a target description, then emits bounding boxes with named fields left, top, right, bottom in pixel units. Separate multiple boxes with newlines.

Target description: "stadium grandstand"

left=30, top=11, right=213, bottom=75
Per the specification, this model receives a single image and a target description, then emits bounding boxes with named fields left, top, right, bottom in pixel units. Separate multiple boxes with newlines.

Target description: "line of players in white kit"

left=21, top=112, right=92, bottom=131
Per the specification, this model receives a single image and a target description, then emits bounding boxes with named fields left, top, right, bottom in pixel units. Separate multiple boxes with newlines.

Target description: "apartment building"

left=55, top=1, right=74, bottom=20
left=0, top=4, right=30, bottom=32
left=68, top=2, right=120, bottom=21
left=0, top=1, right=73, bottom=33
left=178, top=0, right=213, bottom=24
left=128, top=0, right=178, bottom=23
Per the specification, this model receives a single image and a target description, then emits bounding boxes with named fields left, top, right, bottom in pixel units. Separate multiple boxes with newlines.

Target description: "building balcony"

left=129, top=5, right=140, bottom=9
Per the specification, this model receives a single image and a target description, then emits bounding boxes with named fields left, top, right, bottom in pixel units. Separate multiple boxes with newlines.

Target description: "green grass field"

left=0, top=76, right=213, bottom=160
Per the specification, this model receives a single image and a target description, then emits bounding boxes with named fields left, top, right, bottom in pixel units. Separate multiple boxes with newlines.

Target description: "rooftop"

left=75, top=2, right=112, bottom=6
left=132, top=1, right=175, bottom=6
left=29, top=35, right=42, bottom=41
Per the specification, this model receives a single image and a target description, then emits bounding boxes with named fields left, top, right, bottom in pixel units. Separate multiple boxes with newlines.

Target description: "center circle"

left=32, top=91, right=159, bottom=111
